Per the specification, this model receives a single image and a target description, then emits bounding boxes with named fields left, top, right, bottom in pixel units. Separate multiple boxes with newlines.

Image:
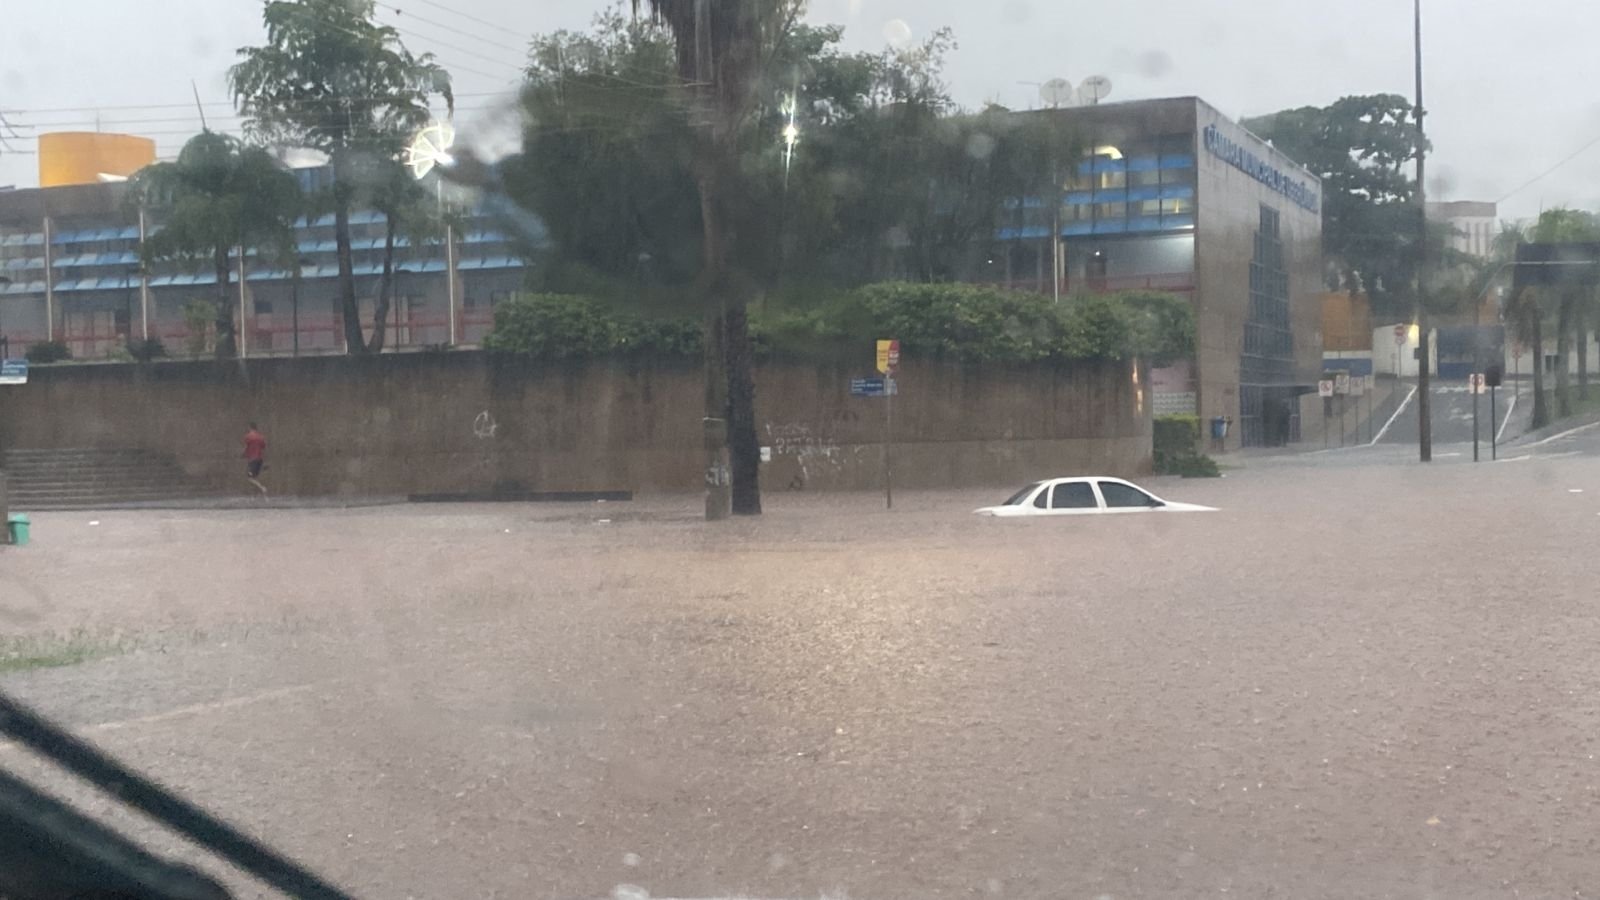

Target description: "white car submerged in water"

left=974, top=477, right=1216, bottom=517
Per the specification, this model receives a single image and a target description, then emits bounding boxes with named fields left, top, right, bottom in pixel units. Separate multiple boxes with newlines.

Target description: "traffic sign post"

left=876, top=340, right=900, bottom=510
left=1334, top=373, right=1351, bottom=446
left=1486, top=365, right=1503, bottom=460
left=1318, top=379, right=1334, bottom=447
left=1469, top=372, right=1484, bottom=462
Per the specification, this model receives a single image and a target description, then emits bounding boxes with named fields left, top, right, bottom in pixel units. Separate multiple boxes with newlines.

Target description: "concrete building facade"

left=992, top=97, right=1324, bottom=448
left=0, top=168, right=526, bottom=360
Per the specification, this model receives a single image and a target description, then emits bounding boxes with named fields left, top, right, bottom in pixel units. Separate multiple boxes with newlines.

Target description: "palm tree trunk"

left=368, top=220, right=397, bottom=353
left=1556, top=291, right=1574, bottom=417
left=331, top=171, right=366, bottom=354
left=1578, top=298, right=1591, bottom=401
left=213, top=244, right=237, bottom=359
left=1531, top=314, right=1549, bottom=429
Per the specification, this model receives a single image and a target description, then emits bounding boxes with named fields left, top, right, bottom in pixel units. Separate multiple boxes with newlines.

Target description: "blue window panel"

left=1127, top=185, right=1161, bottom=202
left=1064, top=191, right=1094, bottom=205
left=1076, top=161, right=1094, bottom=176
left=1126, top=216, right=1165, bottom=233
left=1093, top=158, right=1127, bottom=173
left=1159, top=184, right=1195, bottom=200
left=1092, top=220, right=1128, bottom=235
left=1163, top=214, right=1196, bottom=230
left=995, top=226, right=1052, bottom=241
left=0, top=280, right=44, bottom=295
left=52, top=280, right=80, bottom=292
left=1061, top=221, right=1094, bottom=237
left=1127, top=155, right=1160, bottom=172
left=148, top=275, right=178, bottom=287
left=1003, top=198, right=1045, bottom=210
left=50, top=229, right=90, bottom=245
left=1160, top=153, right=1196, bottom=169
left=1092, top=190, right=1127, bottom=203
left=418, top=259, right=448, bottom=273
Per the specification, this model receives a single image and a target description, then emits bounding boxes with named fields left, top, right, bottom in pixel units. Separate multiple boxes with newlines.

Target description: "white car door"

left=1094, top=480, right=1163, bottom=514
left=1047, top=480, right=1103, bottom=515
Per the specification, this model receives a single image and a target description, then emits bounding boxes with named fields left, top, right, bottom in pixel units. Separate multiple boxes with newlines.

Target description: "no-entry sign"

left=1394, top=324, right=1407, bottom=345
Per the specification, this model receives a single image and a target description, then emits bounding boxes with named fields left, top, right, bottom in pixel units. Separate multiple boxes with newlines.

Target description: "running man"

left=242, top=422, right=268, bottom=496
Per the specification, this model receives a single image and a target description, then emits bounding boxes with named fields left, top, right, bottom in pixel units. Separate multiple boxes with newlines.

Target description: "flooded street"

left=4, top=453, right=1600, bottom=898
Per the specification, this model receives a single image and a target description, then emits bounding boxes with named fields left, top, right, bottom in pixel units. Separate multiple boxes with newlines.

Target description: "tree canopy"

left=1244, top=94, right=1428, bottom=318
left=130, top=131, right=301, bottom=359
left=230, top=0, right=453, bottom=353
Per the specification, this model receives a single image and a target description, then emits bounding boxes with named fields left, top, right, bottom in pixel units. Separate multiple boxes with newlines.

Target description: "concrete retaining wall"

left=0, top=352, right=1151, bottom=496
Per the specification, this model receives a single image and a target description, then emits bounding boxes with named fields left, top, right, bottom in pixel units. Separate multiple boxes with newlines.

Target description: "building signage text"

left=1203, top=125, right=1320, bottom=214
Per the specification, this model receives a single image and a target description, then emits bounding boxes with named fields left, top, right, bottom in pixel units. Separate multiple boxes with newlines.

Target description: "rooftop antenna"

left=191, top=80, right=208, bottom=132
left=1039, top=78, right=1074, bottom=109
left=1077, top=75, right=1113, bottom=106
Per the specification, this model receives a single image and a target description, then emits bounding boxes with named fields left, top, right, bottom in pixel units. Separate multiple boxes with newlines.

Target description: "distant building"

left=37, top=132, right=156, bottom=188
left=0, top=165, right=529, bottom=359
left=985, top=97, right=1325, bottom=449
left=1428, top=200, right=1498, bottom=259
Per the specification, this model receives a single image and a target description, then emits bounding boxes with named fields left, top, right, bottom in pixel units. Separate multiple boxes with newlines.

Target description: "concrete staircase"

left=0, top=448, right=218, bottom=510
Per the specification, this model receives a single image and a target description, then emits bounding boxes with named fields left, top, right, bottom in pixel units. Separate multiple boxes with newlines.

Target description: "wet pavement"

left=3, top=453, right=1600, bottom=898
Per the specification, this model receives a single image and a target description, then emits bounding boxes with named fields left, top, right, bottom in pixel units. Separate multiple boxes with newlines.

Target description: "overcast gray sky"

left=1, top=0, right=1595, bottom=220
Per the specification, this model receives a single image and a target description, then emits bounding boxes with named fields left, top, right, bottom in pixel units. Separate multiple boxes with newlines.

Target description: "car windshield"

left=1003, top=482, right=1044, bottom=505
left=3, top=1, right=1593, bottom=898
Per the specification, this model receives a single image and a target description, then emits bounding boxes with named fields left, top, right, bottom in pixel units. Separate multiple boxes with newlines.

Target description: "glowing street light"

left=781, top=94, right=800, bottom=188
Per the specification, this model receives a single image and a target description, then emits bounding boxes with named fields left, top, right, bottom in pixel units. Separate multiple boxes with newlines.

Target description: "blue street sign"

left=850, top=377, right=898, bottom=397
left=0, top=359, right=27, bottom=386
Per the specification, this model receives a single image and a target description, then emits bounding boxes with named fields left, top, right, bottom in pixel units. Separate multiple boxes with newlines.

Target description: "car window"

left=1051, top=482, right=1098, bottom=509
left=1098, top=481, right=1159, bottom=508
left=1004, top=482, right=1043, bottom=506
left=1033, top=485, right=1051, bottom=509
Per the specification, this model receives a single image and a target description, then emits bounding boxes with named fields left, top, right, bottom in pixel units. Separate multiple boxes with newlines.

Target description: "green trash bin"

left=6, top=513, right=29, bottom=547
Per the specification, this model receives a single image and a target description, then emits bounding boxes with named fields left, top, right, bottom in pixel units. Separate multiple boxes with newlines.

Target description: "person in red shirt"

left=242, top=423, right=268, bottom=496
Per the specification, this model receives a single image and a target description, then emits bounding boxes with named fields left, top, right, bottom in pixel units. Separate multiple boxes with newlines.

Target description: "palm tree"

left=131, top=132, right=301, bottom=359
left=630, top=0, right=800, bottom=517
left=1527, top=208, right=1600, bottom=417
left=230, top=0, right=452, bottom=355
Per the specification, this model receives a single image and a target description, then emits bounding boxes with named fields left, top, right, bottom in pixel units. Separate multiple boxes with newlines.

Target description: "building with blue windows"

left=986, top=97, right=1325, bottom=449
left=0, top=166, right=527, bottom=360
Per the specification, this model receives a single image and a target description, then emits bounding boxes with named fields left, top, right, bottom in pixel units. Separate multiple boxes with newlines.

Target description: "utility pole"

left=1414, top=0, right=1433, bottom=462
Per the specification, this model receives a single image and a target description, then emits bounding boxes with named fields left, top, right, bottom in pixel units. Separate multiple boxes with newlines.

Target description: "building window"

left=1096, top=202, right=1126, bottom=220
left=1161, top=198, right=1192, bottom=216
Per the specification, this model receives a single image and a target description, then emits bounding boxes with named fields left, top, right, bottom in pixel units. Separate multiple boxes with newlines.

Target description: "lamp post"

left=1414, top=0, right=1433, bottom=463
left=0, top=275, right=11, bottom=360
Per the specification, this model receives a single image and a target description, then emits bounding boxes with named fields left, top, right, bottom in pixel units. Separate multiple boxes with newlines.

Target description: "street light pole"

left=1414, top=0, right=1433, bottom=463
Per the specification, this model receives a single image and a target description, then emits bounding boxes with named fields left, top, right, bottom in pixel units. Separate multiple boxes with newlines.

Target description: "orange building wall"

left=38, top=132, right=156, bottom=187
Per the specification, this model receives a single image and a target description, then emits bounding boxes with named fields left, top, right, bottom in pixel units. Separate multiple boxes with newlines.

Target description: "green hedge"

left=484, top=284, right=1194, bottom=364
left=1153, top=414, right=1219, bottom=477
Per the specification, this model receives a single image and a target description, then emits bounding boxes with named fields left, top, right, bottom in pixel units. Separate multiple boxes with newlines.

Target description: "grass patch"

left=0, top=631, right=129, bottom=674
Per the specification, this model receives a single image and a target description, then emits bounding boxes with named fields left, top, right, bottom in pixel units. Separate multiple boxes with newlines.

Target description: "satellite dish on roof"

left=1039, top=78, right=1074, bottom=108
left=1078, top=75, right=1113, bottom=105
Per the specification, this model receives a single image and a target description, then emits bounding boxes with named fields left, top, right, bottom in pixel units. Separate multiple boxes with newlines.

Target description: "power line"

left=0, top=92, right=503, bottom=117
left=1496, top=130, right=1600, bottom=205
left=373, top=1, right=525, bottom=55
left=414, top=0, right=527, bottom=40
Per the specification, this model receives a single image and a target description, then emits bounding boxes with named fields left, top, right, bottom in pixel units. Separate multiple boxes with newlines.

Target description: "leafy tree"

left=130, top=131, right=301, bottom=359
left=1243, top=95, right=1428, bottom=320
left=230, top=0, right=452, bottom=354
left=1522, top=208, right=1600, bottom=419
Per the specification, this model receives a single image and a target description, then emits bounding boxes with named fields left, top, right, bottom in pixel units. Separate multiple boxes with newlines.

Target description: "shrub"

left=1153, top=414, right=1219, bottom=477
left=484, top=293, right=702, bottom=359
left=1173, top=454, right=1221, bottom=478
left=1153, top=415, right=1200, bottom=470
left=126, top=338, right=168, bottom=362
left=24, top=341, right=71, bottom=364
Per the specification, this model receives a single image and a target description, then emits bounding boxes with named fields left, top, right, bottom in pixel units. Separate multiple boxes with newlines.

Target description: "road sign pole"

left=1490, top=384, right=1498, bottom=460
left=1368, top=376, right=1374, bottom=443
left=1473, top=375, right=1480, bottom=462
left=884, top=378, right=894, bottom=510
